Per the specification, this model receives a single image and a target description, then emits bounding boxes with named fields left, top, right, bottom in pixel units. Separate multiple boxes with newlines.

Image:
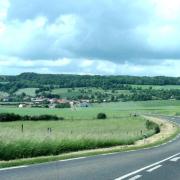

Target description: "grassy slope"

left=52, top=87, right=131, bottom=98
left=15, top=88, right=38, bottom=97
left=132, top=85, right=180, bottom=90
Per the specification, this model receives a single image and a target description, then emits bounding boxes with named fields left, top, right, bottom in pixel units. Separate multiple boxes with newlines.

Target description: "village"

left=18, top=97, right=90, bottom=109
left=0, top=93, right=91, bottom=109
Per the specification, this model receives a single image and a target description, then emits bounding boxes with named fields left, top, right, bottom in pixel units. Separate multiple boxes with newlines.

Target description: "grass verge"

left=0, top=116, right=179, bottom=168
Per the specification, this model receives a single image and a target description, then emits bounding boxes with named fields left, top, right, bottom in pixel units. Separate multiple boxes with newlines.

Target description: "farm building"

left=18, top=104, right=26, bottom=108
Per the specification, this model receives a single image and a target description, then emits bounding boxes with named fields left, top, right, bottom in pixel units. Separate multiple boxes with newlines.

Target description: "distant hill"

left=1, top=72, right=180, bottom=94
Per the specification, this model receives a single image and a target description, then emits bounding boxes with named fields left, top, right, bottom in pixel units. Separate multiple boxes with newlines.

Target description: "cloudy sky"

left=0, top=0, right=180, bottom=76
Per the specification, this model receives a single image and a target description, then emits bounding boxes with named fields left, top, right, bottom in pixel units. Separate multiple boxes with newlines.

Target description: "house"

left=49, top=104, right=56, bottom=109
left=56, top=99, right=70, bottom=104
left=79, top=101, right=90, bottom=107
left=19, top=104, right=26, bottom=108
left=3, top=97, right=10, bottom=102
left=31, top=97, right=47, bottom=104
left=49, top=98, right=57, bottom=104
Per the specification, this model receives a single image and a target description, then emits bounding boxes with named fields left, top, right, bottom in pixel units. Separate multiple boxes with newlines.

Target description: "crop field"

left=0, top=116, right=155, bottom=160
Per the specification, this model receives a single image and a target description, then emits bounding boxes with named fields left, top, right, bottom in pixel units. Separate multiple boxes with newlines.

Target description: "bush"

left=97, top=113, right=107, bottom=119
left=0, top=113, right=22, bottom=122
left=146, top=120, right=160, bottom=134
left=55, top=103, right=71, bottom=108
left=29, top=115, right=59, bottom=121
left=154, top=126, right=160, bottom=134
left=0, top=113, right=63, bottom=122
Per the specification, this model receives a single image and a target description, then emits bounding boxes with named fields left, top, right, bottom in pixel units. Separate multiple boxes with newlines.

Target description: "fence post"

left=21, top=124, right=24, bottom=133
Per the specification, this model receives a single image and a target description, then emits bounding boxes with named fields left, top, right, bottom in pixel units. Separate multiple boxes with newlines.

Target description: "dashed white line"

left=59, top=157, right=86, bottom=162
left=128, top=175, right=142, bottom=180
left=101, top=152, right=120, bottom=156
left=0, top=166, right=27, bottom=171
left=146, top=165, right=162, bottom=172
left=114, top=152, right=180, bottom=180
left=170, top=157, right=180, bottom=162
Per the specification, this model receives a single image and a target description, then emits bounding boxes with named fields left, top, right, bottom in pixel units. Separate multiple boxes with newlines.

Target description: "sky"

left=0, top=0, right=180, bottom=76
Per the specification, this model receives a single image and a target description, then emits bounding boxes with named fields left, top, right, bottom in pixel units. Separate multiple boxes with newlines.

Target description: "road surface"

left=0, top=115, right=180, bottom=180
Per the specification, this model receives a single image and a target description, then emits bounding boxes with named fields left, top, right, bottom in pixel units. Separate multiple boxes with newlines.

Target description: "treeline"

left=1, top=73, right=180, bottom=94
left=60, top=88, right=180, bottom=102
left=127, top=89, right=180, bottom=101
left=0, top=113, right=64, bottom=122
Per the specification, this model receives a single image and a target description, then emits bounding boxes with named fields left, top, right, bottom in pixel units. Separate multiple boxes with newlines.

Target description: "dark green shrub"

left=97, top=113, right=107, bottom=119
left=154, top=126, right=160, bottom=134
left=55, top=103, right=70, bottom=108
left=146, top=120, right=160, bottom=134
left=0, top=113, right=22, bottom=122
left=0, top=113, right=64, bottom=122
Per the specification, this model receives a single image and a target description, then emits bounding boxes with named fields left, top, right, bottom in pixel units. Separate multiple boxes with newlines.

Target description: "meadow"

left=0, top=100, right=180, bottom=119
left=0, top=100, right=179, bottom=160
left=132, top=85, right=180, bottom=90
left=0, top=116, right=155, bottom=160
left=11, top=85, right=180, bottom=101
left=15, top=88, right=38, bottom=97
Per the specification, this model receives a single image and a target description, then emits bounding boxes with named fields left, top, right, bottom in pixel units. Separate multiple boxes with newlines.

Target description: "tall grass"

left=0, top=117, right=155, bottom=160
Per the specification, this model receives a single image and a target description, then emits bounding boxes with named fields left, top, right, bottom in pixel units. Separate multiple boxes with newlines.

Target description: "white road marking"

left=170, top=157, right=180, bottom=162
left=114, top=152, right=180, bottom=180
left=128, top=175, right=142, bottom=180
left=59, top=157, right=86, bottom=162
left=146, top=165, right=162, bottom=172
left=0, top=166, right=27, bottom=171
left=101, top=152, right=119, bottom=156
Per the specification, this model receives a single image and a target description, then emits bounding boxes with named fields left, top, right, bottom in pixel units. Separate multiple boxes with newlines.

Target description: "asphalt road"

left=1, top=115, right=180, bottom=180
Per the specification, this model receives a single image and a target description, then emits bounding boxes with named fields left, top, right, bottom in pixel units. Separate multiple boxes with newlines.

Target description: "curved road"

left=1, top=116, right=180, bottom=180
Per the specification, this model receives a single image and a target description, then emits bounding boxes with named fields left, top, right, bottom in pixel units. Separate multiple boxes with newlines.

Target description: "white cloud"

left=1, top=0, right=180, bottom=76
left=152, top=0, right=180, bottom=20
left=79, top=60, right=94, bottom=68
left=0, top=0, right=9, bottom=20
left=0, top=0, right=9, bottom=34
left=0, top=56, right=71, bottom=67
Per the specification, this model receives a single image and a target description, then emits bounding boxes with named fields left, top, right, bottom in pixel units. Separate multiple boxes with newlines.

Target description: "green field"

left=0, top=100, right=180, bottom=119
left=0, top=100, right=178, bottom=161
left=15, top=88, right=38, bottom=97
left=0, top=116, right=154, bottom=160
left=51, top=87, right=130, bottom=99
left=51, top=85, right=180, bottom=100
left=132, top=85, right=180, bottom=90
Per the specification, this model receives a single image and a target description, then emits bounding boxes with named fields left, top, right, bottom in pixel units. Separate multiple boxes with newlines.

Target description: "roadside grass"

left=0, top=117, right=155, bottom=161
left=0, top=117, right=179, bottom=169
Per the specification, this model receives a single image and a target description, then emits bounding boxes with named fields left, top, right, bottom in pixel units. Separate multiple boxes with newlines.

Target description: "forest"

left=1, top=73, right=180, bottom=102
